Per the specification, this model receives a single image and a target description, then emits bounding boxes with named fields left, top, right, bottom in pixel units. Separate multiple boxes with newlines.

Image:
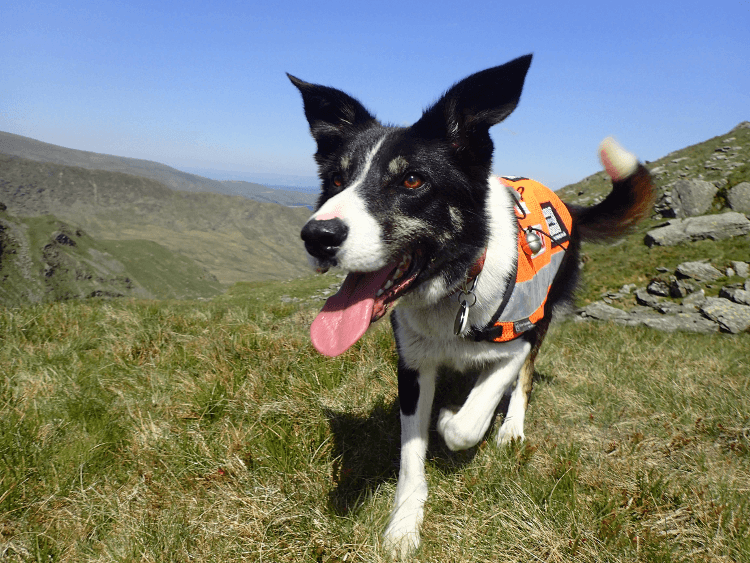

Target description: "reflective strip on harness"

left=474, top=177, right=572, bottom=343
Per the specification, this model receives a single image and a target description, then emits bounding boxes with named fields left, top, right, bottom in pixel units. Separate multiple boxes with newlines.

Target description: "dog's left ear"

left=411, top=54, right=532, bottom=160
left=288, top=74, right=376, bottom=162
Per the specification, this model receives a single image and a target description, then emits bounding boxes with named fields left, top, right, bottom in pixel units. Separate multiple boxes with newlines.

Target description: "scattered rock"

left=644, top=212, right=750, bottom=247
left=53, top=231, right=76, bottom=247
left=667, top=178, right=718, bottom=217
left=578, top=301, right=632, bottom=323
left=682, top=289, right=707, bottom=309
left=699, top=297, right=750, bottom=334
left=670, top=278, right=698, bottom=297
left=675, top=261, right=724, bottom=282
left=720, top=287, right=750, bottom=306
left=578, top=279, right=750, bottom=335
left=727, top=182, right=750, bottom=215
left=733, top=261, right=750, bottom=278
left=634, top=288, right=663, bottom=308
left=647, top=279, right=670, bottom=297
left=636, top=313, right=720, bottom=334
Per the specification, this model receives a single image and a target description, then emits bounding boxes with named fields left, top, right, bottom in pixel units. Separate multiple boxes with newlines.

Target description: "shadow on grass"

left=324, top=365, right=553, bottom=515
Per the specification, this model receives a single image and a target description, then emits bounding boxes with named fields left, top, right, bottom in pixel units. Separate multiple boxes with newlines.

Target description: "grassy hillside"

left=0, top=153, right=311, bottom=284
left=557, top=122, right=750, bottom=208
left=0, top=209, right=223, bottom=306
left=0, top=131, right=317, bottom=207
left=556, top=123, right=750, bottom=306
left=0, top=130, right=247, bottom=195
left=1, top=124, right=748, bottom=561
left=0, top=275, right=747, bottom=562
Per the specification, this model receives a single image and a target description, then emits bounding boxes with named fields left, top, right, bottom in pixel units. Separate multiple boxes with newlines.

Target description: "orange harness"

left=471, top=177, right=573, bottom=342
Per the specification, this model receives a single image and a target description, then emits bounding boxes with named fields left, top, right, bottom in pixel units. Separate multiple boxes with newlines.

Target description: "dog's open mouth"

left=310, top=251, right=423, bottom=357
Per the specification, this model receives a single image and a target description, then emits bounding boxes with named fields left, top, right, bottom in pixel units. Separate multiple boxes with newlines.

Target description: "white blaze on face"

left=308, top=137, right=389, bottom=272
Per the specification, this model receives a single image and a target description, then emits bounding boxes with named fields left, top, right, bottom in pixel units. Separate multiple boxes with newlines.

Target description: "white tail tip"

left=599, top=137, right=638, bottom=181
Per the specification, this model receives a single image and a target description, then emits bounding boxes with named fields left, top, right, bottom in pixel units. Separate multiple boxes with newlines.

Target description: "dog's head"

left=289, top=55, right=532, bottom=355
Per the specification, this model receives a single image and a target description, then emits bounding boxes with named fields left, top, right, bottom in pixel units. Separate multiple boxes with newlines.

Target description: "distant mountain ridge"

left=0, top=131, right=317, bottom=208
left=0, top=153, right=312, bottom=285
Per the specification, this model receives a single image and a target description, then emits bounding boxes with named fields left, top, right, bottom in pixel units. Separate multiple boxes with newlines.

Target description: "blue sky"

left=2, top=0, right=748, bottom=190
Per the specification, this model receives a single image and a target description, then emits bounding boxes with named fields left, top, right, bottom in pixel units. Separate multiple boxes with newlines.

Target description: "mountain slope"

left=0, top=208, right=223, bottom=306
left=557, top=122, right=750, bottom=207
left=0, top=153, right=312, bottom=284
left=0, top=131, right=316, bottom=207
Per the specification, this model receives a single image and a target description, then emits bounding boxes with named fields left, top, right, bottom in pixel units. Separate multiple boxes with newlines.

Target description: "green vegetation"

left=0, top=130, right=316, bottom=206
left=1, top=123, right=748, bottom=561
left=0, top=210, right=223, bottom=306
left=0, top=153, right=311, bottom=285
left=1, top=270, right=748, bottom=562
left=557, top=122, right=750, bottom=207
left=577, top=223, right=750, bottom=305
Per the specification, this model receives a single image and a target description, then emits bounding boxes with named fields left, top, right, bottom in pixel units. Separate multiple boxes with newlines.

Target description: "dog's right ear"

left=288, top=74, right=376, bottom=160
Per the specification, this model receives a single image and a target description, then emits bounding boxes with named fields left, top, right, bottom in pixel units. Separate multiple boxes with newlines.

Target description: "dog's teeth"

left=384, top=280, right=393, bottom=290
left=376, top=288, right=384, bottom=297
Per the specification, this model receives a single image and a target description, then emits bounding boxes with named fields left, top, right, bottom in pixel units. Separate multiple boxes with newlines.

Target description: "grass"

left=0, top=211, right=224, bottom=306
left=1, top=270, right=748, bottom=562
left=576, top=224, right=750, bottom=304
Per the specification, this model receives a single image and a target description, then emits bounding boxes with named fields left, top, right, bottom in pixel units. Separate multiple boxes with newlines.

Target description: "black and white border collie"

left=289, top=54, right=654, bottom=559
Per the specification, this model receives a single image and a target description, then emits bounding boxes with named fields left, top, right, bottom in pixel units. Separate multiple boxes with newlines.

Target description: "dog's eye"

left=332, top=174, right=344, bottom=188
left=402, top=174, right=423, bottom=189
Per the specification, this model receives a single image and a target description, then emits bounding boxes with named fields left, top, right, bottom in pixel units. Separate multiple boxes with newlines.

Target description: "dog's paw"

left=383, top=513, right=421, bottom=560
left=496, top=416, right=525, bottom=446
left=599, top=137, right=638, bottom=182
left=437, top=407, right=479, bottom=451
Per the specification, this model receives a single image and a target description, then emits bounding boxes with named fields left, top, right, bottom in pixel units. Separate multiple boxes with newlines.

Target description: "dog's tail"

left=568, top=138, right=655, bottom=241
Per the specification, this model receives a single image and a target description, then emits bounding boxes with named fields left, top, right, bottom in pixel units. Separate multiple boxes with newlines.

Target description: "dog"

left=289, top=54, right=654, bottom=559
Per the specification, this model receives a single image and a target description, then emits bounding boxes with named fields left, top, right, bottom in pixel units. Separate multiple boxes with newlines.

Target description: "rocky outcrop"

left=578, top=261, right=750, bottom=334
left=644, top=212, right=750, bottom=246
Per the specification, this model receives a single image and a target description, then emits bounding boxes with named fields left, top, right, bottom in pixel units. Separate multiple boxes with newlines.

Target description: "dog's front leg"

left=383, top=361, right=436, bottom=560
left=438, top=339, right=531, bottom=451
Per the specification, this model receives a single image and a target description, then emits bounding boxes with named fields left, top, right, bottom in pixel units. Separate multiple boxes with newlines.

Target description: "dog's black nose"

left=301, top=218, right=349, bottom=261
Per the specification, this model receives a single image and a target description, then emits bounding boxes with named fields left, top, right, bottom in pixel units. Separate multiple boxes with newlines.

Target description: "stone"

left=731, top=261, right=749, bottom=278
left=578, top=302, right=632, bottom=322
left=700, top=297, right=750, bottom=334
left=634, top=288, right=663, bottom=308
left=727, top=182, right=750, bottom=215
left=647, top=279, right=671, bottom=296
left=655, top=302, right=684, bottom=315
left=675, top=261, right=724, bottom=282
left=720, top=287, right=750, bottom=306
left=644, top=212, right=750, bottom=247
left=682, top=290, right=707, bottom=309
left=670, top=278, right=698, bottom=297
left=669, top=178, right=718, bottom=217
left=576, top=297, right=721, bottom=334
left=638, top=313, right=719, bottom=334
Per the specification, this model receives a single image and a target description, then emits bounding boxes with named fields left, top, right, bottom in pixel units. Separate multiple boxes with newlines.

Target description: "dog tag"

left=453, top=290, right=476, bottom=336
left=454, top=300, right=470, bottom=336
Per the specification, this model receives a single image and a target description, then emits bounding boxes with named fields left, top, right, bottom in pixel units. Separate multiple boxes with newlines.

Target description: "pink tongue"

left=310, top=262, right=396, bottom=357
